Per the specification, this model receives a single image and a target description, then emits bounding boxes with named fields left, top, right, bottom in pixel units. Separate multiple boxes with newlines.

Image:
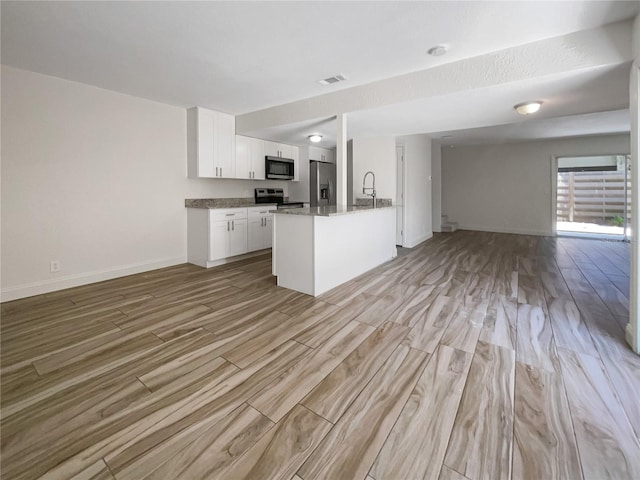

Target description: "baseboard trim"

left=625, top=323, right=638, bottom=353
left=205, top=249, right=271, bottom=268
left=1, top=256, right=187, bottom=302
left=404, top=232, right=434, bottom=248
left=457, top=225, right=551, bottom=236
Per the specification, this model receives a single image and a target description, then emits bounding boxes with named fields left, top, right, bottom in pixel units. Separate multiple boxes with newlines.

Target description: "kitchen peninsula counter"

left=185, top=198, right=276, bottom=209
left=272, top=204, right=396, bottom=296
left=276, top=204, right=394, bottom=217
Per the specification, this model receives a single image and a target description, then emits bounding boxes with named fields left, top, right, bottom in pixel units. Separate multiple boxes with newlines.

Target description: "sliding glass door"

left=556, top=155, right=631, bottom=241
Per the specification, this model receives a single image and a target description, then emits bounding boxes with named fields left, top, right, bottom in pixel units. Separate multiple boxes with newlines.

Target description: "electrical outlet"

left=50, top=260, right=61, bottom=273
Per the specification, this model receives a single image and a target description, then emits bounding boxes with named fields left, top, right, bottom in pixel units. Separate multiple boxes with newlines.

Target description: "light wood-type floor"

left=2, top=231, right=639, bottom=480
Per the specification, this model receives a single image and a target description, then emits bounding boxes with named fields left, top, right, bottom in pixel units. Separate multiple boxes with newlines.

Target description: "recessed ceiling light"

left=427, top=45, right=448, bottom=56
left=514, top=101, right=542, bottom=115
left=308, top=134, right=322, bottom=143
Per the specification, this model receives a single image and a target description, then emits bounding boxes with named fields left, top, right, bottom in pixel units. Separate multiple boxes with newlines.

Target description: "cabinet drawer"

left=248, top=206, right=276, bottom=218
left=211, top=208, right=248, bottom=222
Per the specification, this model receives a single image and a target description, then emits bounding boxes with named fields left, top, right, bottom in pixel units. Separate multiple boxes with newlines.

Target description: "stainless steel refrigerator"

left=310, top=160, right=336, bottom=207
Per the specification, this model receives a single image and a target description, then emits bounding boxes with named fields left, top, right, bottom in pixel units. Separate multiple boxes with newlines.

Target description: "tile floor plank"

left=215, top=404, right=332, bottom=480
left=558, top=349, right=640, bottom=480
left=547, top=297, right=596, bottom=356
left=298, top=345, right=430, bottom=480
left=370, top=345, right=472, bottom=480
left=516, top=304, right=559, bottom=372
left=302, top=321, right=410, bottom=423
left=248, top=321, right=375, bottom=422
left=513, top=362, right=583, bottom=480
left=443, top=341, right=515, bottom=480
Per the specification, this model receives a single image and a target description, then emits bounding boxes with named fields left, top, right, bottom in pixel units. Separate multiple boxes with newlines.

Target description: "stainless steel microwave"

left=265, top=156, right=294, bottom=180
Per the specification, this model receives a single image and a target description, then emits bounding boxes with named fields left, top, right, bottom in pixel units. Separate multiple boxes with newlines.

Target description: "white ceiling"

left=2, top=1, right=638, bottom=146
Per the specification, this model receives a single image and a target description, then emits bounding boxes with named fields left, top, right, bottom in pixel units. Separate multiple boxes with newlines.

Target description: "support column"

left=336, top=113, right=348, bottom=207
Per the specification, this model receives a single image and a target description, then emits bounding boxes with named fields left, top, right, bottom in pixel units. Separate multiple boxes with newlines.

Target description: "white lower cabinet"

left=188, top=206, right=274, bottom=268
left=209, top=208, right=247, bottom=261
left=247, top=207, right=273, bottom=252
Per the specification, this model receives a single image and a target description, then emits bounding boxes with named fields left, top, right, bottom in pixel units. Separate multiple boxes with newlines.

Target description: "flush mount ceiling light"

left=514, top=101, right=543, bottom=115
left=308, top=134, right=322, bottom=143
left=427, top=45, right=448, bottom=56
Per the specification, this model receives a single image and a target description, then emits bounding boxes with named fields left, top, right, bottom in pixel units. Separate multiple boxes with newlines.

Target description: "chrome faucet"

left=362, top=171, right=377, bottom=208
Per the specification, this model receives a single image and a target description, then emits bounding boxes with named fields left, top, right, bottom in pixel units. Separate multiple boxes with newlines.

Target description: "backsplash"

left=355, top=197, right=393, bottom=207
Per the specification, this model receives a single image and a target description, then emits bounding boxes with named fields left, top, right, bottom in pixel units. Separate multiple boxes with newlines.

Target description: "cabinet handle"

left=262, top=218, right=265, bottom=227
left=227, top=221, right=230, bottom=231
left=232, top=220, right=234, bottom=230
left=226, top=213, right=234, bottom=216
left=220, top=167, right=223, bottom=176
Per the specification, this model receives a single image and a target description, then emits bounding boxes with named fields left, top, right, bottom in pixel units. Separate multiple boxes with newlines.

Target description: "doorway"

left=556, top=155, right=631, bottom=240
left=396, top=146, right=404, bottom=246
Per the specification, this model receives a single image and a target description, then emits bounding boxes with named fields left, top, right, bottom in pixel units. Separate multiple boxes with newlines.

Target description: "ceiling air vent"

left=318, top=74, right=347, bottom=86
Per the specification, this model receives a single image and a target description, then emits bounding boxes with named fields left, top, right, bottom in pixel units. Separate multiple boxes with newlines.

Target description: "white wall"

left=396, top=134, right=433, bottom=247
left=431, top=142, right=442, bottom=232
left=442, top=134, right=631, bottom=236
left=352, top=136, right=396, bottom=202
left=0, top=66, right=287, bottom=300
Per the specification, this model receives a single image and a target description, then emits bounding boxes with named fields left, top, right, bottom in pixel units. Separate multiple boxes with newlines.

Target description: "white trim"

left=550, top=155, right=558, bottom=236
left=625, top=322, right=635, bottom=349
left=1, top=256, right=187, bottom=302
left=404, top=232, right=433, bottom=248
left=396, top=144, right=406, bottom=247
left=204, top=249, right=271, bottom=269
left=457, top=225, right=551, bottom=236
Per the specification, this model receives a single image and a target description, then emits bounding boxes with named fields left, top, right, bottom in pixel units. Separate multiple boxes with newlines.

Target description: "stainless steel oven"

left=255, top=188, right=304, bottom=209
left=265, top=156, right=294, bottom=180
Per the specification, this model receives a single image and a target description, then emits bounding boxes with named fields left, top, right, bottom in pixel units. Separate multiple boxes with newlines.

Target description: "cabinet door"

left=235, top=135, right=252, bottom=179
left=264, top=140, right=280, bottom=158
left=247, top=217, right=263, bottom=252
left=216, top=112, right=236, bottom=178
left=308, top=146, right=321, bottom=161
left=325, top=149, right=336, bottom=164
left=228, top=218, right=248, bottom=257
left=251, top=137, right=266, bottom=180
left=263, top=216, right=273, bottom=248
left=210, top=220, right=230, bottom=261
left=196, top=108, right=216, bottom=177
left=279, top=143, right=293, bottom=159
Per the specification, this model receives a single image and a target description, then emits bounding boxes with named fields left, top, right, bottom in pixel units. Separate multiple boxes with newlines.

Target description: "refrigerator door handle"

left=328, top=179, right=333, bottom=204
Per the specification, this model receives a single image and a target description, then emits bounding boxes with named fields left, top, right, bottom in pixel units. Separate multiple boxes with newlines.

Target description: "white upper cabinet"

left=264, top=140, right=281, bottom=158
left=187, top=107, right=236, bottom=178
left=264, top=141, right=297, bottom=160
left=309, top=146, right=335, bottom=164
left=235, top=135, right=266, bottom=180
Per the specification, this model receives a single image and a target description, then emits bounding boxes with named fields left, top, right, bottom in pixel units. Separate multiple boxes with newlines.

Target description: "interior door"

left=396, top=146, right=404, bottom=246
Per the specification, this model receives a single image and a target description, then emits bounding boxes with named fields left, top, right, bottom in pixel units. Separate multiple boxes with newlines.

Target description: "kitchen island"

left=272, top=205, right=396, bottom=296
